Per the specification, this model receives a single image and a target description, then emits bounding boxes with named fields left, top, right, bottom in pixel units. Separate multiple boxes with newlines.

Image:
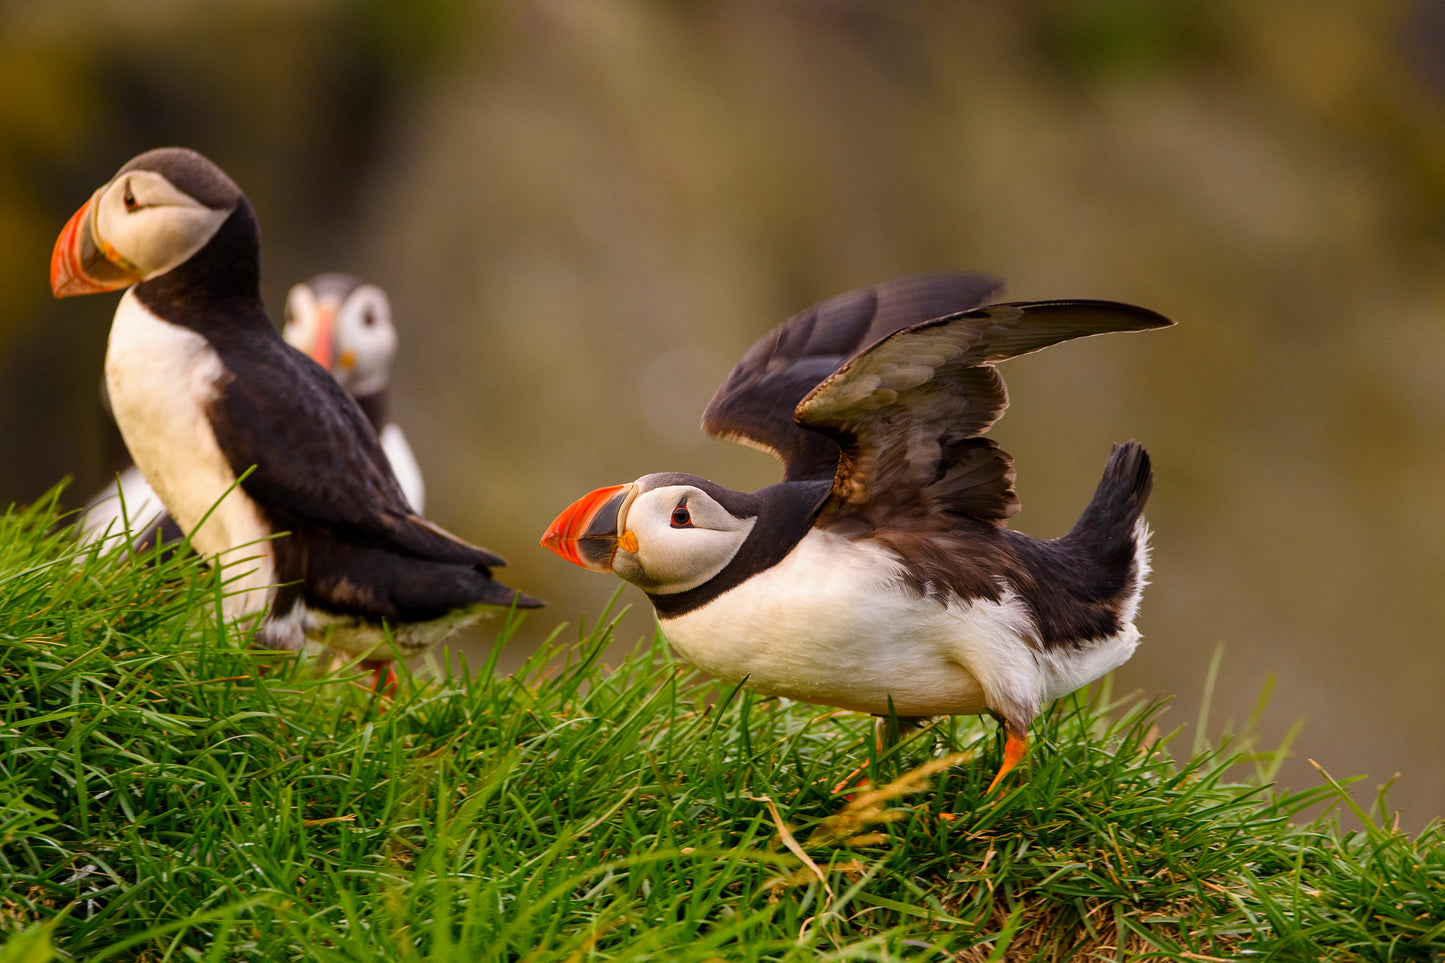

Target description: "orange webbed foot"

left=985, top=726, right=1027, bottom=794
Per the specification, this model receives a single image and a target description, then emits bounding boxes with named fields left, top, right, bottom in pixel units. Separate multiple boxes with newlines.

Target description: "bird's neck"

left=132, top=200, right=267, bottom=335
left=352, top=392, right=390, bottom=432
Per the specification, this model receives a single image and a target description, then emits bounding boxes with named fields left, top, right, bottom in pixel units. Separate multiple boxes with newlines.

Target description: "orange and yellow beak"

left=540, top=484, right=637, bottom=573
left=50, top=191, right=143, bottom=297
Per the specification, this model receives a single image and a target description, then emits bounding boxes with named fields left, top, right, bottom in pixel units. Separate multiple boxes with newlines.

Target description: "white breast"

left=656, top=527, right=1141, bottom=725
left=104, top=290, right=275, bottom=618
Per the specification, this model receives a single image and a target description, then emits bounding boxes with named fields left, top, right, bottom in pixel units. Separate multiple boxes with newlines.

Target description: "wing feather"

left=701, top=272, right=1004, bottom=481
left=797, top=300, right=1172, bottom=528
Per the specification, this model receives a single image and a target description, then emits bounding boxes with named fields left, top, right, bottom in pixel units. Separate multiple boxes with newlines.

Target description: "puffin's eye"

left=122, top=183, right=138, bottom=212
left=361, top=310, right=376, bottom=327
left=669, top=500, right=692, bottom=528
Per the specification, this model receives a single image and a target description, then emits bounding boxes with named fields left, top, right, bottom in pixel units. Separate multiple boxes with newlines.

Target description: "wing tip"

left=483, top=581, right=546, bottom=610
left=998, top=299, right=1176, bottom=332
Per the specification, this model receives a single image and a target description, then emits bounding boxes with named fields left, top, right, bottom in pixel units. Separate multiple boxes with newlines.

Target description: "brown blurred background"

left=4, top=2, right=1444, bottom=827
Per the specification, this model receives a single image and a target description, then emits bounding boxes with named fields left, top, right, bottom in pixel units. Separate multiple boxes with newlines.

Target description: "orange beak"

left=308, top=304, right=337, bottom=370
left=540, top=484, right=636, bottom=572
left=50, top=193, right=143, bottom=297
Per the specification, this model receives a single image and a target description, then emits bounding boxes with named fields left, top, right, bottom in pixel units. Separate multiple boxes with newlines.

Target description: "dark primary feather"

left=701, top=272, right=1004, bottom=481
left=280, top=534, right=533, bottom=624
left=797, top=300, right=1173, bottom=532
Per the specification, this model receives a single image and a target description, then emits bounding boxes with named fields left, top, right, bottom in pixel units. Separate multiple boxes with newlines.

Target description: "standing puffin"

left=282, top=273, right=425, bottom=512
left=76, top=272, right=425, bottom=550
left=51, top=147, right=541, bottom=677
left=542, top=273, right=1171, bottom=792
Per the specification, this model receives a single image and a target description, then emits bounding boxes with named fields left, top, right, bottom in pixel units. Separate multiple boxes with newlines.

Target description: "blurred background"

left=4, top=1, right=1444, bottom=827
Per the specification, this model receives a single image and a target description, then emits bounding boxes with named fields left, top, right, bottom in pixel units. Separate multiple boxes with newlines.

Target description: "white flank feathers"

left=659, top=526, right=1148, bottom=728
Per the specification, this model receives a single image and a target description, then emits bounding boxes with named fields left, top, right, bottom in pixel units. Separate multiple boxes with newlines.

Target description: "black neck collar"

left=648, top=479, right=831, bottom=619
left=132, top=201, right=266, bottom=337
left=353, top=392, right=390, bottom=433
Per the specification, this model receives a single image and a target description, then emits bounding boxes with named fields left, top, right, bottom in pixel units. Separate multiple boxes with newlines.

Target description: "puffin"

left=76, top=272, right=425, bottom=551
left=282, top=273, right=425, bottom=512
left=51, top=146, right=542, bottom=681
left=541, top=272, right=1171, bottom=793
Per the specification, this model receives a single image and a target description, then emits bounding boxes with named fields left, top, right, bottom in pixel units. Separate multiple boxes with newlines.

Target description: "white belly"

left=104, top=290, right=275, bottom=618
left=656, top=528, right=1140, bottom=724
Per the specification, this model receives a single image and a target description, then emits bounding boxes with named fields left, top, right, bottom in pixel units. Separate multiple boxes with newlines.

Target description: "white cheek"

left=627, top=523, right=751, bottom=595
left=616, top=513, right=695, bottom=591
left=339, top=322, right=397, bottom=396
left=96, top=189, right=228, bottom=279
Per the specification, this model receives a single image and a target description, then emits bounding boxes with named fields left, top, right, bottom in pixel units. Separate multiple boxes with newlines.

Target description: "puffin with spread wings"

left=542, top=272, right=1171, bottom=792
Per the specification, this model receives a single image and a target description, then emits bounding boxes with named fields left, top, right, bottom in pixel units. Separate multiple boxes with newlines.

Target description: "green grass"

left=1, top=489, right=1442, bottom=961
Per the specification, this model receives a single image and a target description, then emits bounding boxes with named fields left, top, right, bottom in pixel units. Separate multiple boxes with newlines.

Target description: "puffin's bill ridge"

left=541, top=484, right=633, bottom=572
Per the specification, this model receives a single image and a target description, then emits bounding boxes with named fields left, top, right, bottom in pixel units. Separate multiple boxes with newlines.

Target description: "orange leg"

left=985, top=725, right=1028, bottom=794
left=831, top=716, right=934, bottom=795
left=830, top=718, right=889, bottom=794
left=362, top=659, right=398, bottom=698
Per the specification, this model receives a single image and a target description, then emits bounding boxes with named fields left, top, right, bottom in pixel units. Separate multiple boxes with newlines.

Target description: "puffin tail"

left=1063, top=440, right=1154, bottom=579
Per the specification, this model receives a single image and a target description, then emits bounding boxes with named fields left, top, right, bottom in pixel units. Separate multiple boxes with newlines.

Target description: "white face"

left=283, top=282, right=396, bottom=396
left=92, top=170, right=230, bottom=279
left=613, top=484, right=756, bottom=594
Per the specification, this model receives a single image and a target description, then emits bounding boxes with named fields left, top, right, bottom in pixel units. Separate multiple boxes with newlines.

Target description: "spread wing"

left=796, top=300, right=1173, bottom=529
left=701, top=272, right=1005, bottom=481
left=207, top=338, right=507, bottom=568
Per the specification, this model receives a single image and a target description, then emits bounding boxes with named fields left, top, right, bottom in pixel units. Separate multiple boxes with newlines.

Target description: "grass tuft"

left=0, top=491, right=1440, bottom=960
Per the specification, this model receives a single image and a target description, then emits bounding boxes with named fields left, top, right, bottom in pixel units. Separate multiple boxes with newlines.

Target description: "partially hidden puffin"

left=77, top=272, right=425, bottom=551
left=52, top=147, right=541, bottom=678
left=282, top=273, right=425, bottom=512
left=542, top=273, right=1171, bottom=792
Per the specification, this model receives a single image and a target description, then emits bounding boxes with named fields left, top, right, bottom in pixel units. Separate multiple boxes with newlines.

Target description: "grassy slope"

left=0, top=492, right=1442, bottom=962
